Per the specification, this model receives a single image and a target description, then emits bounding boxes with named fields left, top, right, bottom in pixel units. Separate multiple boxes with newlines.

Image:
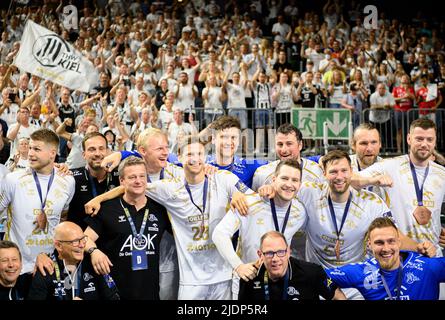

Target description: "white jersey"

left=349, top=154, right=388, bottom=203
left=273, top=84, right=294, bottom=112
left=147, top=162, right=184, bottom=274
left=251, top=158, right=324, bottom=192
left=213, top=193, right=307, bottom=269
left=145, top=170, right=250, bottom=285
left=298, top=181, right=392, bottom=269
left=0, top=169, right=75, bottom=274
left=359, top=155, right=445, bottom=255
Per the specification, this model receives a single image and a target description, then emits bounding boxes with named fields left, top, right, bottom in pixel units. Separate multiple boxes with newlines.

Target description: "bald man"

left=28, top=222, right=119, bottom=300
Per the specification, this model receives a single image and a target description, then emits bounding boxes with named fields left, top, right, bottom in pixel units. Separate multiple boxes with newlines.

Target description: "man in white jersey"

left=251, top=123, right=323, bottom=260
left=353, top=118, right=445, bottom=255
left=213, top=159, right=307, bottom=299
left=259, top=149, right=436, bottom=299
left=0, top=129, right=75, bottom=278
left=252, top=123, right=324, bottom=192
left=85, top=137, right=252, bottom=300
left=349, top=123, right=387, bottom=202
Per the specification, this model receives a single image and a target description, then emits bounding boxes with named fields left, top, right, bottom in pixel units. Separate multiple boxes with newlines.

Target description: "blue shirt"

left=206, top=155, right=268, bottom=188
left=325, top=251, right=445, bottom=300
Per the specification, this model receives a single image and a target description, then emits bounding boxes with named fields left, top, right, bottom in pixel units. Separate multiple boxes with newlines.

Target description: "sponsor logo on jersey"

left=149, top=214, right=158, bottom=222
left=118, top=215, right=126, bottom=223
left=83, top=272, right=93, bottom=281
left=253, top=281, right=261, bottom=289
left=80, top=185, right=88, bottom=192
left=405, top=272, right=420, bottom=285
left=148, top=223, right=159, bottom=232
left=84, top=282, right=96, bottom=293
left=287, top=286, right=300, bottom=296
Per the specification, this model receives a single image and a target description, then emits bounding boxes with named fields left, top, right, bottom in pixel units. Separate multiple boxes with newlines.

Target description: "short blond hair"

left=136, top=127, right=167, bottom=149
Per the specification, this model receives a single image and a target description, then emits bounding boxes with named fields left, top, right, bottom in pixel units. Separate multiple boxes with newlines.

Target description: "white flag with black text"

left=14, top=20, right=98, bottom=92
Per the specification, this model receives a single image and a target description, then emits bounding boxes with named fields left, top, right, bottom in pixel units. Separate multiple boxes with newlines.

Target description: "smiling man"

left=326, top=217, right=445, bottom=300
left=252, top=123, right=324, bottom=192
left=28, top=221, right=119, bottom=300
left=68, top=132, right=120, bottom=230
left=238, top=231, right=345, bottom=300
left=213, top=159, right=308, bottom=299
left=0, top=241, right=30, bottom=300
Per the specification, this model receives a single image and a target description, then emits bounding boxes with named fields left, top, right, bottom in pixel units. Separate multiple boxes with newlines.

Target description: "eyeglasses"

left=56, top=235, right=88, bottom=247
left=262, top=248, right=287, bottom=259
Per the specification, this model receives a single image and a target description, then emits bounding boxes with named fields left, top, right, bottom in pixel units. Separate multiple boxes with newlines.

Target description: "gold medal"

left=335, top=239, right=341, bottom=261
left=413, top=206, right=432, bottom=225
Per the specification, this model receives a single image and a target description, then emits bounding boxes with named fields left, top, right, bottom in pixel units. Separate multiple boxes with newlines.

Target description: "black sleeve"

left=27, top=272, right=52, bottom=300
left=96, top=274, right=120, bottom=300
left=238, top=278, right=252, bottom=301
left=314, top=265, right=337, bottom=301
left=84, top=208, right=106, bottom=236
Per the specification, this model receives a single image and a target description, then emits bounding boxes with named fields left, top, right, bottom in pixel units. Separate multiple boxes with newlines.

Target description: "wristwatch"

left=87, top=247, right=98, bottom=255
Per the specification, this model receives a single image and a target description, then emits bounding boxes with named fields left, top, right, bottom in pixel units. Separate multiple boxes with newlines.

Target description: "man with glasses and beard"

left=238, top=231, right=345, bottom=300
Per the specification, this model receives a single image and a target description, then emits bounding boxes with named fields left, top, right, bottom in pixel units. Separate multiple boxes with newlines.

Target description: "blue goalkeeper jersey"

left=206, top=155, right=268, bottom=188
left=325, top=251, right=445, bottom=300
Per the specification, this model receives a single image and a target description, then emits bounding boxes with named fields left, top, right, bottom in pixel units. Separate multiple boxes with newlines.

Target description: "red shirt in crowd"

left=392, top=85, right=415, bottom=112
left=416, top=86, right=441, bottom=115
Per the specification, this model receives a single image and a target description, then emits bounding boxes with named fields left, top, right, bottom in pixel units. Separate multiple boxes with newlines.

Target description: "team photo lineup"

left=0, top=0, right=445, bottom=301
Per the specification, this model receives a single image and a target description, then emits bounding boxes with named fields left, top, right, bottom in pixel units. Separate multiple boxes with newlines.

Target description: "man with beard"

left=66, top=132, right=120, bottom=230
left=349, top=123, right=388, bottom=202
left=252, top=123, right=324, bottom=192
left=353, top=118, right=445, bottom=256
left=84, top=137, right=253, bottom=299
left=258, top=149, right=435, bottom=299
left=326, top=217, right=445, bottom=300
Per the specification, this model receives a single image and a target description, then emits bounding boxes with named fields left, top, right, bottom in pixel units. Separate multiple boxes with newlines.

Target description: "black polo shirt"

left=68, top=167, right=120, bottom=230
left=239, top=257, right=337, bottom=300
left=85, top=196, right=169, bottom=300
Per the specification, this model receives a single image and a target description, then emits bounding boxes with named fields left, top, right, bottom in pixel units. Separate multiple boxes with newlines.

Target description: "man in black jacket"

left=28, top=222, right=119, bottom=300
left=238, top=231, right=345, bottom=300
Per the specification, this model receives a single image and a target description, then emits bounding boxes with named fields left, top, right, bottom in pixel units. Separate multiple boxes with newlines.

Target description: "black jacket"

left=239, top=257, right=337, bottom=300
left=27, top=251, right=120, bottom=300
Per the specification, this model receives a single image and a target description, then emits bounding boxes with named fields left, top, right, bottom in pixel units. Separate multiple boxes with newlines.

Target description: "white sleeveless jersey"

left=0, top=169, right=75, bottom=274
left=359, top=155, right=445, bottom=256
left=349, top=154, right=389, bottom=203
left=145, top=170, right=250, bottom=285
left=298, top=181, right=392, bottom=269
left=148, top=162, right=184, bottom=274
left=251, top=158, right=324, bottom=192
left=213, top=193, right=307, bottom=268
left=274, top=84, right=294, bottom=112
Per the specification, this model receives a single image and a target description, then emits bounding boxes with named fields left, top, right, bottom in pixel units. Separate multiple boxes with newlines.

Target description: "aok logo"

left=32, top=35, right=81, bottom=72
left=120, top=234, right=157, bottom=252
